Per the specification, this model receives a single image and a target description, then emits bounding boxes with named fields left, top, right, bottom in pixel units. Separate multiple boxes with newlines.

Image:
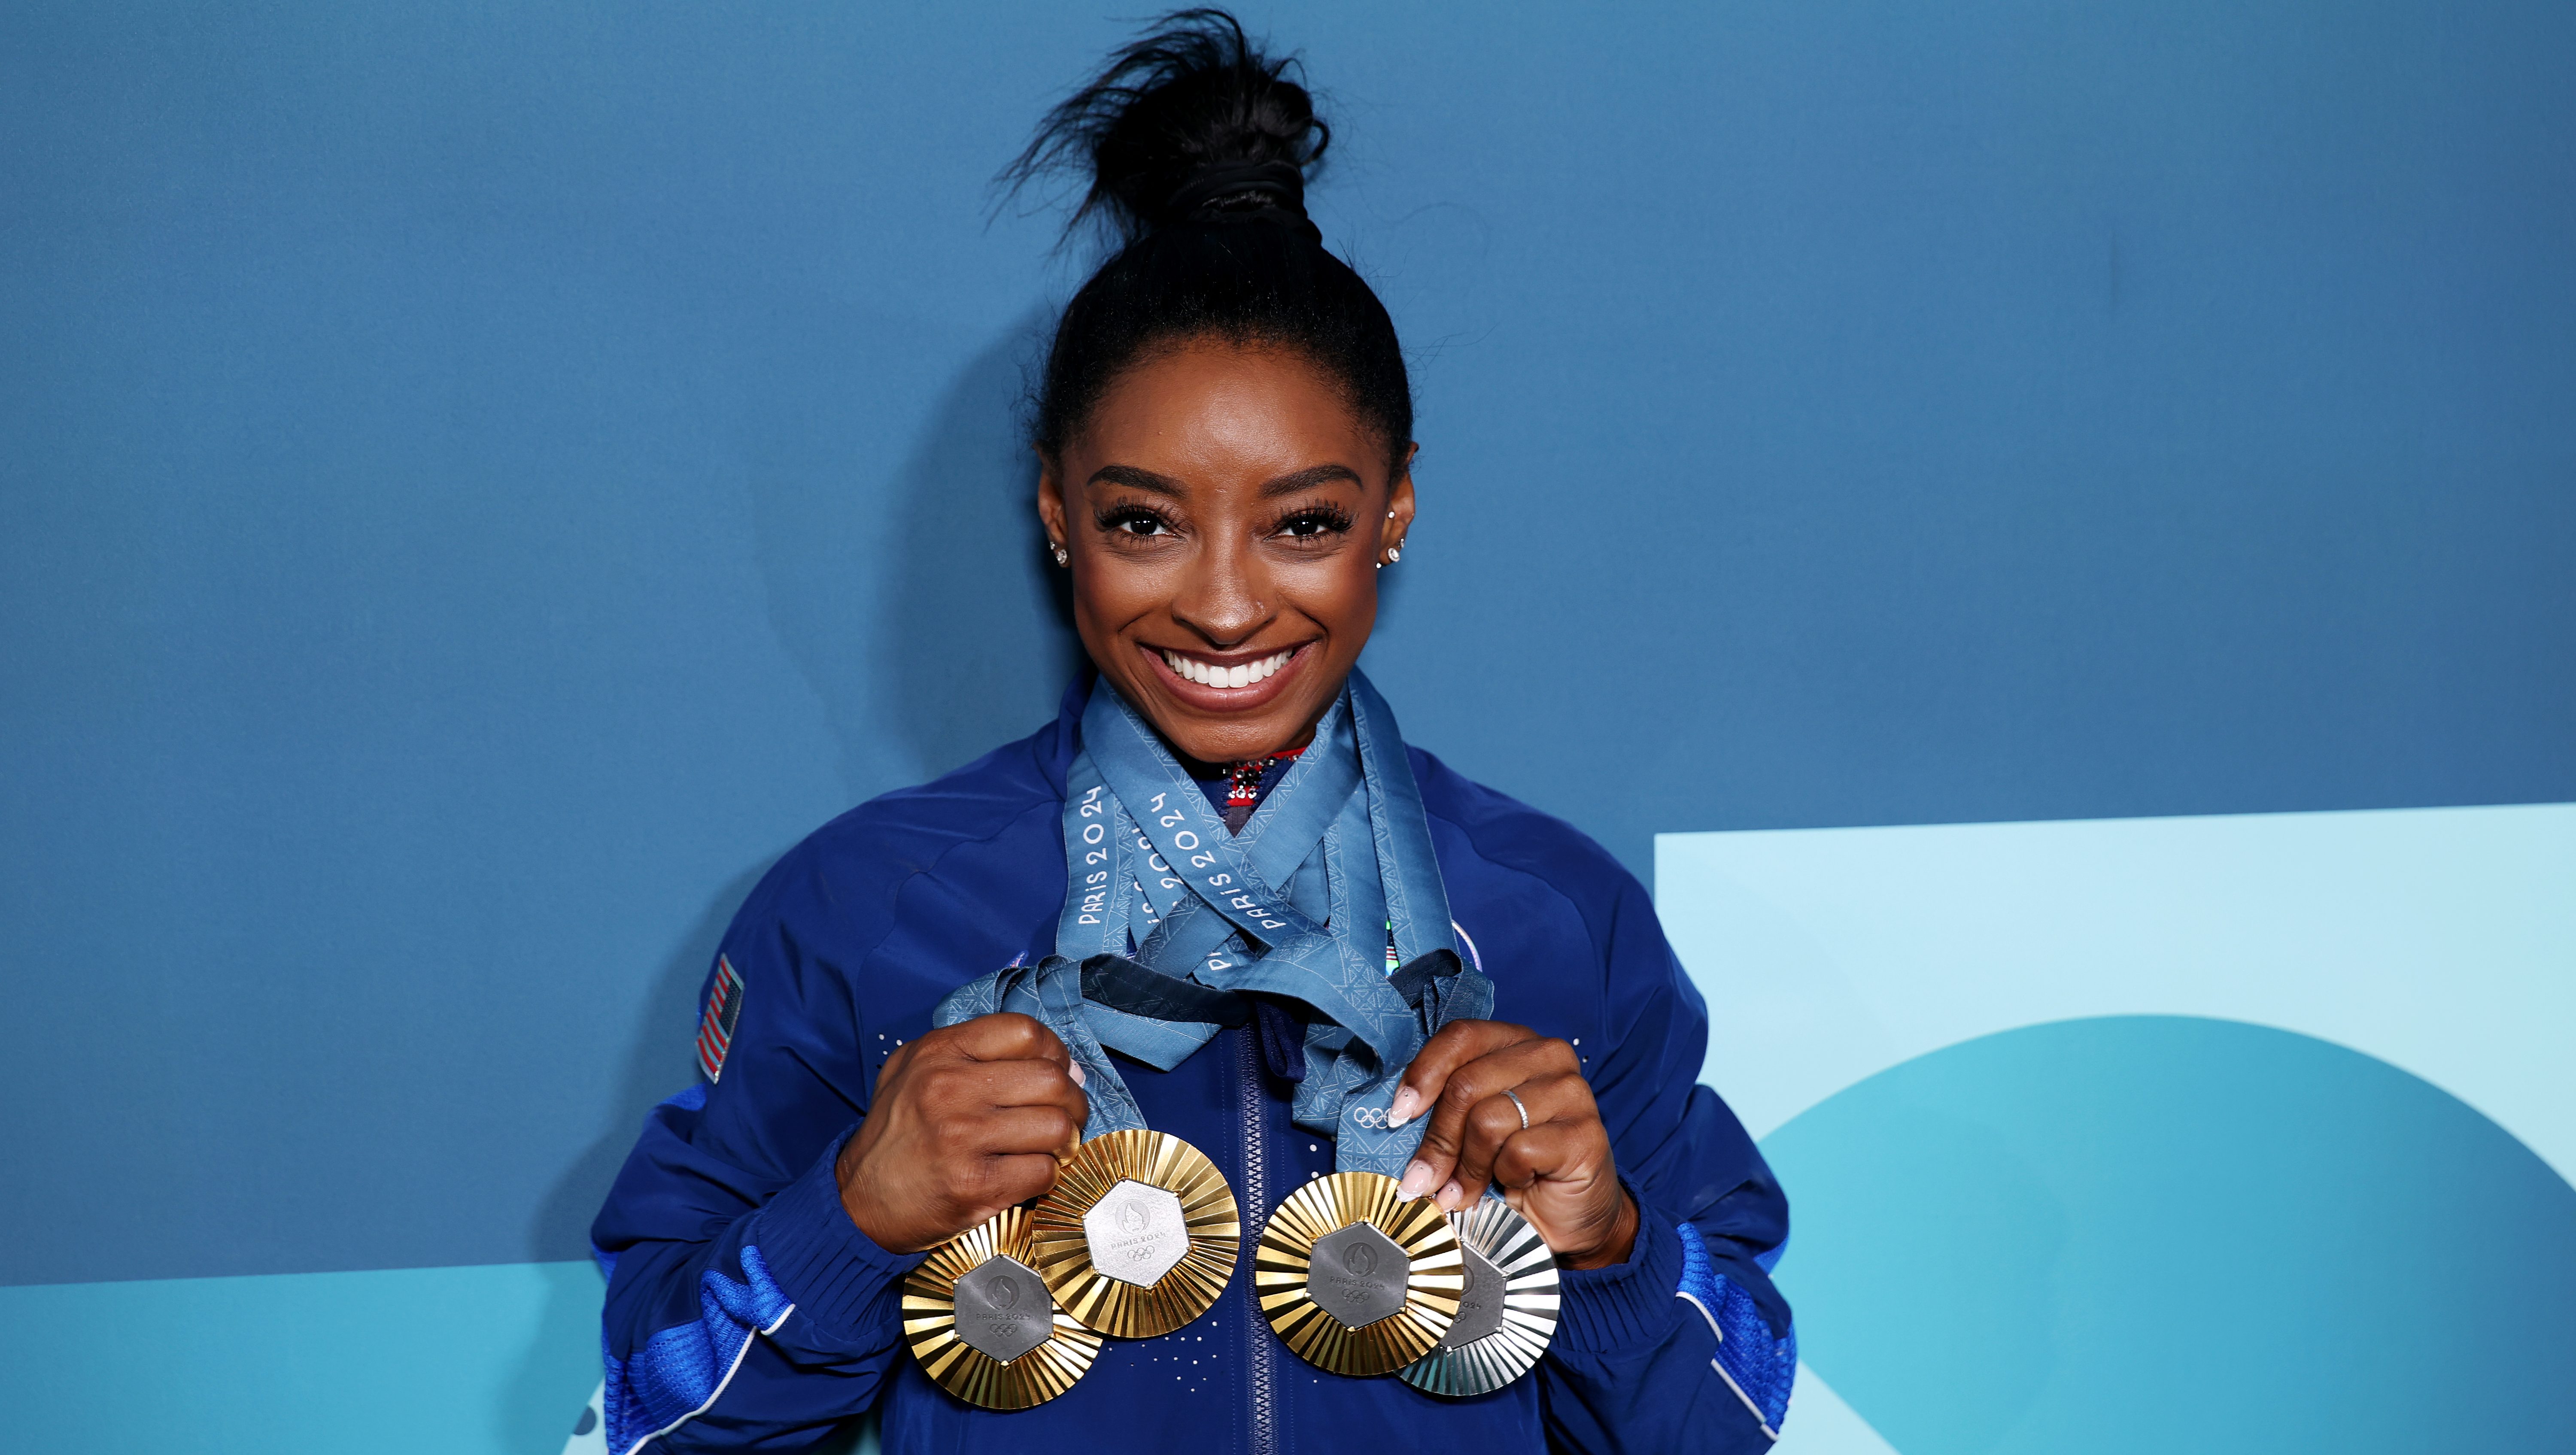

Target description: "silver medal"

left=1397, top=1197, right=1560, bottom=1397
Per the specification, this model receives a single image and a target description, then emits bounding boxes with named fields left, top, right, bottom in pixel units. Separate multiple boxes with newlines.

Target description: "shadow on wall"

left=509, top=316, right=1085, bottom=1445
left=529, top=861, right=770, bottom=1264
left=744, top=307, right=1079, bottom=802
left=513, top=859, right=771, bottom=1446
left=880, top=314, right=1083, bottom=779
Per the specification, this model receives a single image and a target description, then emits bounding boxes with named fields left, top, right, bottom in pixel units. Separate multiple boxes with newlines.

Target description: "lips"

left=1160, top=646, right=1295, bottom=689
left=1141, top=640, right=1314, bottom=713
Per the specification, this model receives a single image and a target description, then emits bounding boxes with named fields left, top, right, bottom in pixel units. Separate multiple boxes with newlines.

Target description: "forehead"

left=1073, top=340, right=1382, bottom=490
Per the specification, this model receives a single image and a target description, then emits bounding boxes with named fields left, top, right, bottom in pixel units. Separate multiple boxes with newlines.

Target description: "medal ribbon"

left=934, top=670, right=1491, bottom=1174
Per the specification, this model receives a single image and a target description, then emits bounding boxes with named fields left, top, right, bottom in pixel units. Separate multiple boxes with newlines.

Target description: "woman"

left=594, top=14, right=1793, bottom=1453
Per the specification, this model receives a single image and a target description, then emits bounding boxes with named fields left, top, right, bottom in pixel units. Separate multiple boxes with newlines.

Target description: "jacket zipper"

left=1236, top=1027, right=1277, bottom=1455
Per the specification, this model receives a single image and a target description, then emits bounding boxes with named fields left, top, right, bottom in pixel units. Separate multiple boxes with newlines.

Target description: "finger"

left=957, top=1058, right=1090, bottom=1110
left=1400, top=1039, right=1579, bottom=1200
left=1491, top=1122, right=1626, bottom=1261
left=1407, top=1039, right=1560, bottom=1191
left=1488, top=1122, right=1586, bottom=1192
left=945, top=1012, right=1078, bottom=1079
left=1388, top=1021, right=1535, bottom=1130
left=1007, top=1073, right=1091, bottom=1151
left=1513, top=1070, right=1596, bottom=1125
left=1441, top=1067, right=1590, bottom=1205
left=924, top=1061, right=1089, bottom=1142
left=1442, top=1091, right=1534, bottom=1209
left=953, top=1104, right=1086, bottom=1159
left=958, top=1151, right=1066, bottom=1223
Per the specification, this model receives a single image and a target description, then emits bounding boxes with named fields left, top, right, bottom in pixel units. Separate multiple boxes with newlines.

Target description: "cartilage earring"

left=1051, top=543, right=1070, bottom=567
left=1386, top=545, right=1403, bottom=564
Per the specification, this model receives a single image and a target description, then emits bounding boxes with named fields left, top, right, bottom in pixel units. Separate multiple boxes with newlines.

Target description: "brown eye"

left=1276, top=508, right=1351, bottom=540
left=1100, top=506, right=1175, bottom=538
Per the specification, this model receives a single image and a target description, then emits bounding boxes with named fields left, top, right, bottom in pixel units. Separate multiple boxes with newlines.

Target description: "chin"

left=1180, top=714, right=1308, bottom=761
left=1143, top=685, right=1339, bottom=766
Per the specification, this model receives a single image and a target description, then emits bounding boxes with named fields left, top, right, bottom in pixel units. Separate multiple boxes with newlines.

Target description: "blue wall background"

left=2, top=2, right=2570, bottom=1450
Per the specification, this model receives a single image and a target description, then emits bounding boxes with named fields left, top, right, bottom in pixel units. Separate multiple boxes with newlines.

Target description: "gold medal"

left=1030, top=1129, right=1242, bottom=1339
left=1255, top=1170, right=1464, bottom=1376
left=1398, top=1197, right=1561, bottom=1397
left=902, top=1207, right=1103, bottom=1410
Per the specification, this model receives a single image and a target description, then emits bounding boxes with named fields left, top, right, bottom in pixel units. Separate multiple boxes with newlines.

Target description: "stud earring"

left=1386, top=545, right=1403, bottom=564
left=1051, top=543, right=1069, bottom=567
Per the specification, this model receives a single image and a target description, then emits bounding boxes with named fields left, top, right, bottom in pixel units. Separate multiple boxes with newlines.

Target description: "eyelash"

left=1273, top=504, right=1353, bottom=540
left=1091, top=502, right=1355, bottom=542
left=1097, top=503, right=1175, bottom=538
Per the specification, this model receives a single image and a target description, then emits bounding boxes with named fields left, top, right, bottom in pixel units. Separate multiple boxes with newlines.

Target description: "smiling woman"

left=1039, top=342, right=1410, bottom=766
left=588, top=11, right=1793, bottom=1455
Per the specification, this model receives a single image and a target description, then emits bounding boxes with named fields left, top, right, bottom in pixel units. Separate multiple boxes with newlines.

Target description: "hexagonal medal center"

left=1081, top=1179, right=1191, bottom=1288
left=1435, top=1242, right=1508, bottom=1351
left=1307, top=1221, right=1410, bottom=1328
left=951, top=1255, right=1053, bottom=1363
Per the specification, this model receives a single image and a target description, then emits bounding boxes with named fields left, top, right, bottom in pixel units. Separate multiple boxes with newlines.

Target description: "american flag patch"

left=696, top=955, right=744, bottom=1082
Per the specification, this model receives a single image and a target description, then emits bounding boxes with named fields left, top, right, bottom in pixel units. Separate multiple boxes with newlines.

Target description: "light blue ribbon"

left=934, top=671, right=1491, bottom=1175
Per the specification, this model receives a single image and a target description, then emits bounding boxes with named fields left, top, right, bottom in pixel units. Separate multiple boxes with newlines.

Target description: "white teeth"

left=1163, top=647, right=1294, bottom=689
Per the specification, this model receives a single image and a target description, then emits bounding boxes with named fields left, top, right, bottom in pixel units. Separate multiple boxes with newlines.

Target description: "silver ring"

left=1502, top=1087, right=1530, bottom=1131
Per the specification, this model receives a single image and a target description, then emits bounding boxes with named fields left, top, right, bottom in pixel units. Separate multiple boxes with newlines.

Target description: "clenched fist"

left=835, top=1013, right=1090, bottom=1253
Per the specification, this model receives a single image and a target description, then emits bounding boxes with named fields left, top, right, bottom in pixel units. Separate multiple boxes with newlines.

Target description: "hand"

left=835, top=1013, right=1090, bottom=1253
left=1388, top=1020, right=1637, bottom=1270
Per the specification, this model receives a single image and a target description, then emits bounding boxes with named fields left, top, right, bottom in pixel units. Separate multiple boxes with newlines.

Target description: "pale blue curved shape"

left=1659, top=803, right=2576, bottom=1182
left=1759, top=1016, right=2576, bottom=1455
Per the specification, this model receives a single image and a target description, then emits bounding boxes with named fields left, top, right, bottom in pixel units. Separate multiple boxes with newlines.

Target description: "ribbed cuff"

left=1552, top=1190, right=1683, bottom=1355
left=748, top=1130, right=927, bottom=1341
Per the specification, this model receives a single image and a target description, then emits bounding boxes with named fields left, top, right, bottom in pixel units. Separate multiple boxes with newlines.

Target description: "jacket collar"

left=1033, top=667, right=1096, bottom=799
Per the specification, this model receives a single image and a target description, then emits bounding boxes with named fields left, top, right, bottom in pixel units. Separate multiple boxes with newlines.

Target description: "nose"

left=1169, top=534, right=1273, bottom=648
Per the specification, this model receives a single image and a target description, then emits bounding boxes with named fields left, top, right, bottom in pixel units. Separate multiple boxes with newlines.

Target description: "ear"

left=1384, top=443, right=1419, bottom=547
left=1037, top=447, right=1069, bottom=555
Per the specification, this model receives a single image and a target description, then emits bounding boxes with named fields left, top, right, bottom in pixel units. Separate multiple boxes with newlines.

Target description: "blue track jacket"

left=593, top=682, right=1796, bottom=1453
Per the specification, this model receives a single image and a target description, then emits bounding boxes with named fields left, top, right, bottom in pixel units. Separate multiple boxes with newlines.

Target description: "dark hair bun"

left=1018, top=11, right=1412, bottom=475
left=1011, top=9, right=1329, bottom=242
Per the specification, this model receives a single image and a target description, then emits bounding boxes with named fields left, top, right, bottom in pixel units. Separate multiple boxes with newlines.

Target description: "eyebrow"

left=1086, top=462, right=1364, bottom=498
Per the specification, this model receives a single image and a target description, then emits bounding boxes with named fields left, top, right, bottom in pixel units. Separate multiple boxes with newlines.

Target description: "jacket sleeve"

left=591, top=852, right=921, bottom=1454
left=1537, top=870, right=1796, bottom=1454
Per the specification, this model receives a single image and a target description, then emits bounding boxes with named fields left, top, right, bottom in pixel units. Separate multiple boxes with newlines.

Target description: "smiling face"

left=1038, top=339, right=1414, bottom=767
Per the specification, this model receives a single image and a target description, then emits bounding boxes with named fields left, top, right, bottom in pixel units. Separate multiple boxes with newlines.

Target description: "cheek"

left=1286, top=554, right=1380, bottom=637
left=1071, top=552, right=1169, bottom=629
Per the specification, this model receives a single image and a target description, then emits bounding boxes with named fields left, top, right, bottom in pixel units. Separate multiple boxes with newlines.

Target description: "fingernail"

left=1398, top=1160, right=1437, bottom=1200
left=1067, top=1062, right=1086, bottom=1087
left=1436, top=1181, right=1464, bottom=1212
left=1388, top=1087, right=1422, bottom=1128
